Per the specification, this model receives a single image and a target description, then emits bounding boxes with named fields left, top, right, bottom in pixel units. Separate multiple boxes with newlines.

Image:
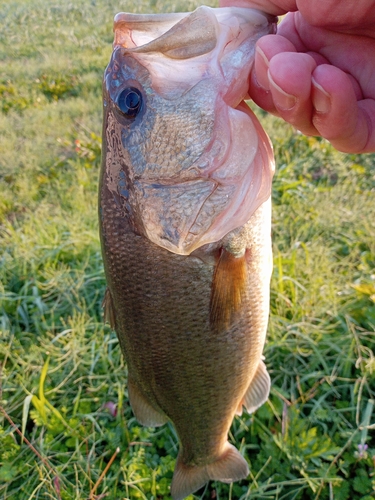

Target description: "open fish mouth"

left=105, top=6, right=276, bottom=255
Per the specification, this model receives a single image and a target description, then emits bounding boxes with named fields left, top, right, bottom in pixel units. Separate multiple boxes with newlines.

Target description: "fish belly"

left=100, top=180, right=272, bottom=498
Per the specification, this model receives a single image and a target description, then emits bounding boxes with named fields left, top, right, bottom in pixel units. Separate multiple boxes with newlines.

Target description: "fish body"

left=99, top=7, right=276, bottom=499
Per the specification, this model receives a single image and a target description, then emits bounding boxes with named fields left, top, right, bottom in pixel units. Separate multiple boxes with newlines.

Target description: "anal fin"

left=102, top=287, right=116, bottom=330
left=171, top=442, right=249, bottom=500
left=128, top=380, right=168, bottom=427
left=237, top=360, right=270, bottom=415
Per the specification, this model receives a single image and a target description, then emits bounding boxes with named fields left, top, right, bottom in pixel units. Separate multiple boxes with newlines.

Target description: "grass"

left=1, top=0, right=375, bottom=499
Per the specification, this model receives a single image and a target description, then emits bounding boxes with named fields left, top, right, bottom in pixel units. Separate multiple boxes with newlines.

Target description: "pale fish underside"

left=99, top=6, right=276, bottom=500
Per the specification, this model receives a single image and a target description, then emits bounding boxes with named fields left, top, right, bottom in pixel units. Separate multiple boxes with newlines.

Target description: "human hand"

left=220, top=0, right=375, bottom=153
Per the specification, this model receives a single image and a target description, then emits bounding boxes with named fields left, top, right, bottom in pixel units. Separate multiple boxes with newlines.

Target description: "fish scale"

left=101, top=179, right=271, bottom=444
left=99, top=6, right=276, bottom=499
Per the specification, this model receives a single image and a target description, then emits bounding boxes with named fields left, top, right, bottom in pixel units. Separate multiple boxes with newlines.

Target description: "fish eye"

left=117, top=87, right=143, bottom=118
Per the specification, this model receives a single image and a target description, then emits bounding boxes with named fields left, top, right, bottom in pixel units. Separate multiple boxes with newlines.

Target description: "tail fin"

left=171, top=442, right=249, bottom=500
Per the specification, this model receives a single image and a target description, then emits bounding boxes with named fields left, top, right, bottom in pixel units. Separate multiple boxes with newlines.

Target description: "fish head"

left=102, top=6, right=276, bottom=255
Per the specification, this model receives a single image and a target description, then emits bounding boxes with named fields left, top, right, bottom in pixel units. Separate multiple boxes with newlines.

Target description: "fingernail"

left=312, top=78, right=330, bottom=114
left=269, top=73, right=296, bottom=111
left=255, top=46, right=270, bottom=91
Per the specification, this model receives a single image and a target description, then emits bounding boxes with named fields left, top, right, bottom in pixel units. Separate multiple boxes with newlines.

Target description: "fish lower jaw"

left=143, top=222, right=236, bottom=257
left=144, top=229, right=201, bottom=256
left=143, top=216, right=221, bottom=256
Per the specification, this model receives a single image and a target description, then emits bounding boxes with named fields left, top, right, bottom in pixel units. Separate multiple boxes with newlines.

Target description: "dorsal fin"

left=210, top=248, right=248, bottom=331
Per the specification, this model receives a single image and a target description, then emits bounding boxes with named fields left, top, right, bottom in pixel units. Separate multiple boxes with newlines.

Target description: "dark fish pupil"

left=117, top=87, right=142, bottom=118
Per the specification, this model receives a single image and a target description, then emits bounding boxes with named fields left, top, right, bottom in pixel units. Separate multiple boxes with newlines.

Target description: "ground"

left=0, top=1, right=375, bottom=499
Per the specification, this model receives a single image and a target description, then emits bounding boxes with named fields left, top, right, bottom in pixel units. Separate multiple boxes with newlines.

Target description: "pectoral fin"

left=210, top=249, right=248, bottom=331
left=237, top=360, right=270, bottom=415
left=128, top=380, right=168, bottom=427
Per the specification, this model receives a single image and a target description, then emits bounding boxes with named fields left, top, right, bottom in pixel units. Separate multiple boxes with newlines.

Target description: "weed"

left=0, top=81, right=31, bottom=113
left=37, top=74, right=81, bottom=101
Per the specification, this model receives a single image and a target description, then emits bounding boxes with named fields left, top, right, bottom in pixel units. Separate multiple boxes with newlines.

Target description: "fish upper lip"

left=113, top=7, right=278, bottom=52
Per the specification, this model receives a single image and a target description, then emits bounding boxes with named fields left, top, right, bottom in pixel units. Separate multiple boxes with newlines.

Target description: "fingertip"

left=256, top=34, right=297, bottom=60
left=254, top=45, right=270, bottom=91
left=310, top=65, right=373, bottom=153
left=311, top=78, right=331, bottom=115
left=268, top=73, right=296, bottom=111
left=248, top=65, right=279, bottom=116
left=253, top=35, right=298, bottom=92
left=265, top=52, right=318, bottom=135
left=311, top=66, right=356, bottom=132
left=268, top=52, right=317, bottom=97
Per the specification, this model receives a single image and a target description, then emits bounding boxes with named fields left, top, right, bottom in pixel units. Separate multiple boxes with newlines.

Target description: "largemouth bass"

left=99, top=6, right=276, bottom=500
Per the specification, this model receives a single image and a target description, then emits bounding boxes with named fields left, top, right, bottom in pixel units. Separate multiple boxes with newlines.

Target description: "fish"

left=99, top=6, right=276, bottom=500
